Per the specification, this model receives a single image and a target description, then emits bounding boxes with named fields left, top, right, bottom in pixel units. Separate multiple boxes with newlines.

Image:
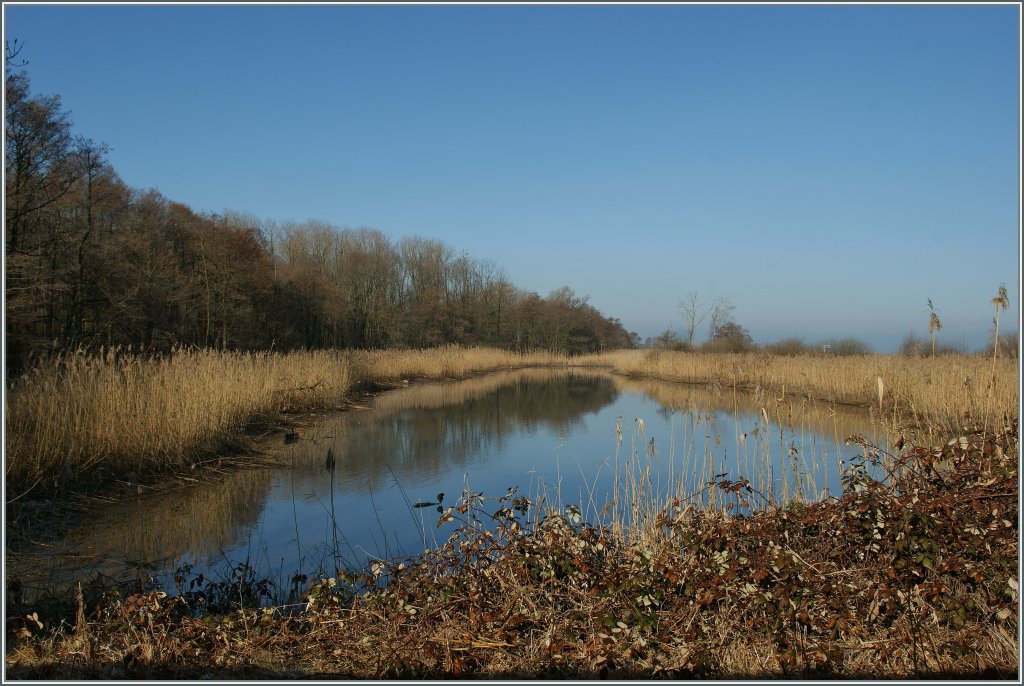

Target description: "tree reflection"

left=12, top=368, right=886, bottom=601
left=283, top=369, right=620, bottom=495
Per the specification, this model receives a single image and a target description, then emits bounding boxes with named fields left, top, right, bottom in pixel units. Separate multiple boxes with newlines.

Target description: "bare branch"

left=5, top=39, right=28, bottom=68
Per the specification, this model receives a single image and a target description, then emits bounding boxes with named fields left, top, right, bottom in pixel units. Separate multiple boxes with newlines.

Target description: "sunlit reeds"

left=4, top=346, right=567, bottom=499
left=346, top=345, right=567, bottom=383
left=584, top=349, right=1018, bottom=434
left=4, top=347, right=355, bottom=498
left=6, top=345, right=1017, bottom=503
left=588, top=353, right=1018, bottom=548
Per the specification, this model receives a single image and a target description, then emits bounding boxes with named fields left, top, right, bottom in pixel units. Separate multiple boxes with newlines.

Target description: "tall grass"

left=347, top=345, right=566, bottom=383
left=572, top=349, right=1019, bottom=548
left=4, top=348, right=353, bottom=498
left=585, top=349, right=1018, bottom=434
left=4, top=346, right=566, bottom=499
left=6, top=345, right=1016, bottom=501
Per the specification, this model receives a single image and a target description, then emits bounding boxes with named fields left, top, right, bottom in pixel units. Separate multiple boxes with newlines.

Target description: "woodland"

left=5, top=62, right=636, bottom=376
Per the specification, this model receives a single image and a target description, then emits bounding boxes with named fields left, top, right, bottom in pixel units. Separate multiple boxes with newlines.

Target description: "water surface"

left=9, top=368, right=889, bottom=597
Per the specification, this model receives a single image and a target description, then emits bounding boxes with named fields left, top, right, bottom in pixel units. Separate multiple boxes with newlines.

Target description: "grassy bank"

left=5, top=346, right=1018, bottom=501
left=5, top=421, right=1017, bottom=679
left=583, top=349, right=1019, bottom=434
left=4, top=346, right=566, bottom=501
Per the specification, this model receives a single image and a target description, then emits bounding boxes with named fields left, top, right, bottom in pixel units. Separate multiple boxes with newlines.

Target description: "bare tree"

left=709, top=297, right=735, bottom=340
left=678, top=291, right=712, bottom=346
left=5, top=39, right=28, bottom=69
left=3, top=57, right=640, bottom=365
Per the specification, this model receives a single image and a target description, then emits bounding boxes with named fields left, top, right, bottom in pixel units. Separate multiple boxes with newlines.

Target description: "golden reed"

left=4, top=345, right=566, bottom=497
left=5, top=345, right=1015, bottom=498
left=582, top=349, right=1018, bottom=433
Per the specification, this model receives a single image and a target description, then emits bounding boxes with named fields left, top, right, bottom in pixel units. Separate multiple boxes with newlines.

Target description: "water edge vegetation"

left=3, top=345, right=1019, bottom=678
left=6, top=346, right=1017, bottom=501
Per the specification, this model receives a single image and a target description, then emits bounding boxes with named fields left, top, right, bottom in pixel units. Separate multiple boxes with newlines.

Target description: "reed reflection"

left=10, top=367, right=887, bottom=601
left=612, top=374, right=886, bottom=445
left=280, top=369, right=620, bottom=497
left=7, top=467, right=274, bottom=597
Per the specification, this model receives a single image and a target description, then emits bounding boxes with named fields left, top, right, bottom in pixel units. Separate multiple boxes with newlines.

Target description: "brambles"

left=5, top=421, right=1017, bottom=679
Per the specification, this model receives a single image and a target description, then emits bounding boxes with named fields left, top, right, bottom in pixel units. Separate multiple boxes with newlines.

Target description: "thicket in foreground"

left=5, top=420, right=1018, bottom=679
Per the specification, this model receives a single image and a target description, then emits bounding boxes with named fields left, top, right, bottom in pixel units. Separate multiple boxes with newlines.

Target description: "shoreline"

left=4, top=418, right=1018, bottom=679
left=8, top=346, right=1015, bottom=552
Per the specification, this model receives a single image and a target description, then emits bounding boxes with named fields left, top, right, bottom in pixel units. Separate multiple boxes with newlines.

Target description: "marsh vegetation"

left=4, top=45, right=1018, bottom=680
left=5, top=415, right=1018, bottom=679
left=7, top=345, right=1015, bottom=503
left=4, top=345, right=1019, bottom=678
left=7, top=367, right=886, bottom=598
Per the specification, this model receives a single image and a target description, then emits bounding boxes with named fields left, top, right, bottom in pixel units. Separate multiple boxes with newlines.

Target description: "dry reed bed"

left=365, top=366, right=593, bottom=415
left=3, top=346, right=565, bottom=499
left=5, top=421, right=1017, bottom=679
left=611, top=373, right=888, bottom=445
left=347, top=346, right=567, bottom=383
left=6, top=346, right=1017, bottom=500
left=588, top=349, right=1018, bottom=432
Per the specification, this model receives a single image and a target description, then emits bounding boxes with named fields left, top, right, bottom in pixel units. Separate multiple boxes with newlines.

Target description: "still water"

left=11, top=368, right=889, bottom=596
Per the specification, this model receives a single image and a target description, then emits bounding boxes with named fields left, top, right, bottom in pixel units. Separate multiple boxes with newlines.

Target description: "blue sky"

left=4, top=3, right=1020, bottom=351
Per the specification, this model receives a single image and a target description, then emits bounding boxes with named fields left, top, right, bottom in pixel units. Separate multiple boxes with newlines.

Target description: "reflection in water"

left=610, top=375, right=889, bottom=508
left=288, top=369, right=619, bottom=494
left=614, top=375, right=885, bottom=446
left=7, top=468, right=274, bottom=597
left=9, top=368, right=887, bottom=600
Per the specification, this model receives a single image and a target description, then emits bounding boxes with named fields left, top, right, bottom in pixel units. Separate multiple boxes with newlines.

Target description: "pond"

left=8, top=368, right=891, bottom=601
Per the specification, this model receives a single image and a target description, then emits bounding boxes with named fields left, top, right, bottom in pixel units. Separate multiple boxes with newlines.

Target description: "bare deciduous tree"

left=5, top=38, right=28, bottom=68
left=678, top=291, right=712, bottom=346
left=709, top=297, right=735, bottom=340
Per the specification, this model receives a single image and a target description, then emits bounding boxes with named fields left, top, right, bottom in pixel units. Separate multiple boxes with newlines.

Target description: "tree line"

left=4, top=57, right=636, bottom=374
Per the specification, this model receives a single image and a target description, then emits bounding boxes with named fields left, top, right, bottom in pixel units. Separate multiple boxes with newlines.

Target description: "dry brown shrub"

left=7, top=421, right=1017, bottom=679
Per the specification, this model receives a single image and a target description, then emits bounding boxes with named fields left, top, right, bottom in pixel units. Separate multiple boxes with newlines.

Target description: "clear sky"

left=4, top=3, right=1020, bottom=352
